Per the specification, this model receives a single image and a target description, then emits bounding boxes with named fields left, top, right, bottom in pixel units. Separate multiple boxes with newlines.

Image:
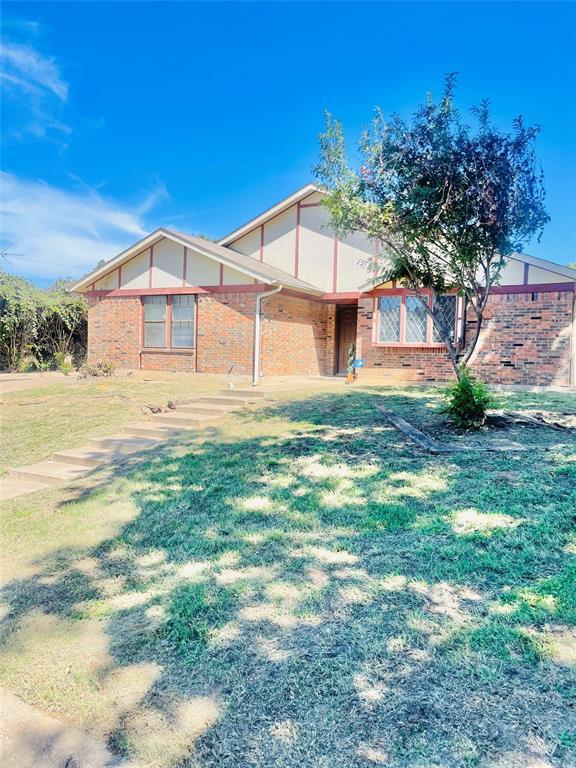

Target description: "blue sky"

left=1, top=1, right=575, bottom=284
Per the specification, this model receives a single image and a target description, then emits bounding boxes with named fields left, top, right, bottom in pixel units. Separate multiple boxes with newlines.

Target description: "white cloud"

left=0, top=172, right=166, bottom=281
left=0, top=39, right=70, bottom=140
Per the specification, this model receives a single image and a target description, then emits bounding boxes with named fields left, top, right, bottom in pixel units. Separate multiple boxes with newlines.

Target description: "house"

left=72, top=184, right=576, bottom=387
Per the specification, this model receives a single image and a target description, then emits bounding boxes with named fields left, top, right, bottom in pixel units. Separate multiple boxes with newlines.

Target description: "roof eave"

left=72, top=227, right=324, bottom=296
left=217, top=183, right=323, bottom=245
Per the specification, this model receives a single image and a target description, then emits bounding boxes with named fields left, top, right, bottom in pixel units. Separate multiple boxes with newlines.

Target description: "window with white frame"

left=377, top=296, right=401, bottom=342
left=376, top=293, right=460, bottom=346
left=433, top=294, right=458, bottom=343
left=405, top=296, right=428, bottom=343
left=171, top=294, right=195, bottom=348
left=143, top=296, right=166, bottom=347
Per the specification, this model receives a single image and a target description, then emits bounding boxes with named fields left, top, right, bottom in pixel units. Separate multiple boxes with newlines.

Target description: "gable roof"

left=71, top=227, right=324, bottom=295
left=218, top=183, right=324, bottom=245
left=358, top=251, right=576, bottom=291
left=517, top=252, right=576, bottom=281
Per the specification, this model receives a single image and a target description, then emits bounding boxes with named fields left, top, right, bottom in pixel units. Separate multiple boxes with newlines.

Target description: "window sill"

left=140, top=348, right=195, bottom=354
left=371, top=343, right=447, bottom=350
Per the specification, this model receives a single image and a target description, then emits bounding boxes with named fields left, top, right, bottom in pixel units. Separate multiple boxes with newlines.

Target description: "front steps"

left=219, top=388, right=266, bottom=398
left=3, top=387, right=269, bottom=501
left=11, top=461, right=89, bottom=485
left=152, top=411, right=223, bottom=428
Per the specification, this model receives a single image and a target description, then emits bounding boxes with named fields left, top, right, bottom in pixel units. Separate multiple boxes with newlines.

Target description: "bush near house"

left=0, top=272, right=87, bottom=371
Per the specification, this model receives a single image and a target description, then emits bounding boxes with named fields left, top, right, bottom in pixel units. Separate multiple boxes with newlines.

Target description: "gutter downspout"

left=253, top=283, right=282, bottom=386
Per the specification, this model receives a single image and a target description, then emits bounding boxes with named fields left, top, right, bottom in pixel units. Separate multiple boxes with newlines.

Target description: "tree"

left=0, top=271, right=87, bottom=370
left=315, top=75, right=549, bottom=380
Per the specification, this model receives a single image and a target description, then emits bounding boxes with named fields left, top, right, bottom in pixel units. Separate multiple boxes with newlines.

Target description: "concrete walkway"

left=0, top=389, right=266, bottom=503
left=0, top=689, right=135, bottom=768
left=0, top=371, right=77, bottom=395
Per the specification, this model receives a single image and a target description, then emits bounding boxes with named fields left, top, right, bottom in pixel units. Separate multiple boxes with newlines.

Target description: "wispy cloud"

left=0, top=34, right=70, bottom=141
left=0, top=172, right=166, bottom=280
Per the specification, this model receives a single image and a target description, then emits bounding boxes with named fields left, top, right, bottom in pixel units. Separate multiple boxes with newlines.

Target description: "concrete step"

left=193, top=395, right=255, bottom=406
left=152, top=411, right=222, bottom=428
left=52, top=446, right=126, bottom=468
left=123, top=422, right=192, bottom=439
left=11, top=460, right=88, bottom=485
left=170, top=403, right=237, bottom=416
left=0, top=476, right=51, bottom=502
left=88, top=434, right=160, bottom=452
left=219, top=388, right=266, bottom=399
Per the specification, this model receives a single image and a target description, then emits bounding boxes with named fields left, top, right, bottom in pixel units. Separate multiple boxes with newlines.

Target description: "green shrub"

left=53, top=351, right=74, bottom=375
left=78, top=361, right=115, bottom=378
left=443, top=366, right=495, bottom=430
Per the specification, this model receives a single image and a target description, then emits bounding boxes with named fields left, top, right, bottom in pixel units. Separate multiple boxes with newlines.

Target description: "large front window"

left=376, top=293, right=460, bottom=346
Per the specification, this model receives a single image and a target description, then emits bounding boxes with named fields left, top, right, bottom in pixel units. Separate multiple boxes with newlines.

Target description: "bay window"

left=375, top=293, right=461, bottom=347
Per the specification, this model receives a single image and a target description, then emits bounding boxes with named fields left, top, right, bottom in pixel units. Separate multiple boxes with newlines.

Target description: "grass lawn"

left=0, top=382, right=575, bottom=767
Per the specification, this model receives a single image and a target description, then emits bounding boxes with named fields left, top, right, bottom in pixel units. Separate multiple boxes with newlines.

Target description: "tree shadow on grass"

left=0, top=389, right=575, bottom=767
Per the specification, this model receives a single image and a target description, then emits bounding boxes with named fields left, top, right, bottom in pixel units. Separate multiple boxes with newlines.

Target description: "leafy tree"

left=0, top=272, right=41, bottom=370
left=315, top=75, right=549, bottom=380
left=37, top=281, right=87, bottom=359
left=0, top=271, right=87, bottom=370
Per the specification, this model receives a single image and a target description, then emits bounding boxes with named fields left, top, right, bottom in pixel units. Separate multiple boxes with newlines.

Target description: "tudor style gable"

left=220, top=185, right=376, bottom=293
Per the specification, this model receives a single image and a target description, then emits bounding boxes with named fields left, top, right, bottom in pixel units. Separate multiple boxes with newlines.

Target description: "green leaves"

left=315, top=75, right=549, bottom=379
left=0, top=271, right=87, bottom=370
left=442, top=367, right=495, bottom=430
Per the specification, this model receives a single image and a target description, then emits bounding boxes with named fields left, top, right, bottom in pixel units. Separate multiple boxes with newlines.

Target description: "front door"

left=336, top=306, right=358, bottom=374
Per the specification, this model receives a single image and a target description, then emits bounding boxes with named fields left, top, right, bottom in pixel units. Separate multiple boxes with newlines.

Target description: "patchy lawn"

left=0, top=384, right=575, bottom=767
left=0, top=371, right=227, bottom=475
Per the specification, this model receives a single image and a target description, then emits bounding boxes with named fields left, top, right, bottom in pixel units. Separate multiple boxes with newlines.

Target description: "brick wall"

left=140, top=351, right=196, bottom=371
left=356, top=290, right=574, bottom=386
left=196, top=292, right=257, bottom=375
left=87, top=295, right=142, bottom=369
left=86, top=288, right=573, bottom=385
left=468, top=290, right=574, bottom=386
left=261, top=294, right=335, bottom=376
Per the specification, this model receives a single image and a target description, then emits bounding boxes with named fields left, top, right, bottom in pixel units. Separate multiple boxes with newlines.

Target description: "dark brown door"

left=336, top=306, right=358, bottom=374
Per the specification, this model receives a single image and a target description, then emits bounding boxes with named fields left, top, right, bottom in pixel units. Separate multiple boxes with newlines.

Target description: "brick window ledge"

left=371, top=343, right=448, bottom=351
left=140, top=348, right=195, bottom=355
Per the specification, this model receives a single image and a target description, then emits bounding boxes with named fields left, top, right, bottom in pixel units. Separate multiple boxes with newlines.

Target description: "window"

left=143, top=296, right=166, bottom=347
left=376, top=293, right=460, bottom=346
left=433, top=294, right=458, bottom=343
left=378, top=296, right=401, bottom=342
left=405, top=296, right=428, bottom=343
left=171, top=295, right=195, bottom=348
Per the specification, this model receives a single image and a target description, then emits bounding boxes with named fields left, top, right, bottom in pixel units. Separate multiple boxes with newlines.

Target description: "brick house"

left=72, top=184, right=576, bottom=387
